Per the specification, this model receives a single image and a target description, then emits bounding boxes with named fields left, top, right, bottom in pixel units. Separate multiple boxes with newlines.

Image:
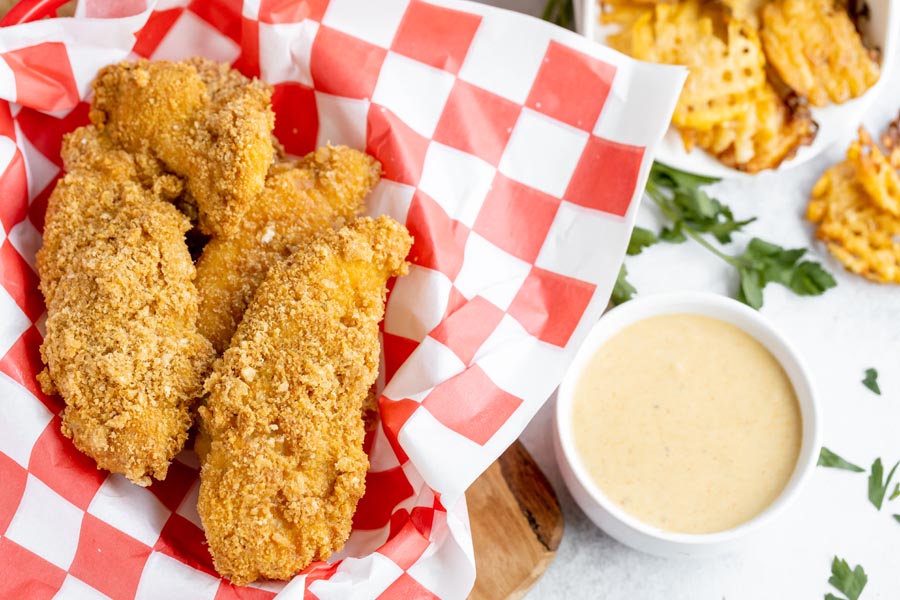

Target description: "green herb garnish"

left=627, top=226, right=659, bottom=256
left=825, top=556, right=867, bottom=600
left=868, top=458, right=900, bottom=510
left=611, top=265, right=636, bottom=306
left=542, top=0, right=575, bottom=29
left=890, top=483, right=900, bottom=501
left=735, top=239, right=838, bottom=308
left=638, top=162, right=836, bottom=309
left=893, top=514, right=900, bottom=524
left=862, top=368, right=880, bottom=395
left=818, top=448, right=865, bottom=473
left=647, top=163, right=754, bottom=244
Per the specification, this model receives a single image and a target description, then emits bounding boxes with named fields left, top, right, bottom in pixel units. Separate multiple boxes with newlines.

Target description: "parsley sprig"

left=862, top=368, right=880, bottom=395
left=630, top=163, right=837, bottom=309
left=818, top=448, right=865, bottom=473
left=869, top=458, right=900, bottom=510
left=611, top=265, right=636, bottom=305
left=817, top=447, right=900, bottom=516
left=825, top=556, right=867, bottom=600
left=646, top=163, right=754, bottom=245
left=542, top=0, right=575, bottom=29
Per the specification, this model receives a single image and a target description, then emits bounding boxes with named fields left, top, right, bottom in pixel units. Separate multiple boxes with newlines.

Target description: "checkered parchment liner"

left=0, top=0, right=684, bottom=597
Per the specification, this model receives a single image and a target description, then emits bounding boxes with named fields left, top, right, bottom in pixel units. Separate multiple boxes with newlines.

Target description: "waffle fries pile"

left=601, top=0, right=880, bottom=172
left=808, top=117, right=900, bottom=284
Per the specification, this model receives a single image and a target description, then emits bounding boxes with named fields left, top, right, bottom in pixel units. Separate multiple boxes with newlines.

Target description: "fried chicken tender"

left=197, top=216, right=412, bottom=584
left=37, top=129, right=216, bottom=486
left=57, top=125, right=175, bottom=196
left=90, top=58, right=275, bottom=236
left=195, top=146, right=380, bottom=353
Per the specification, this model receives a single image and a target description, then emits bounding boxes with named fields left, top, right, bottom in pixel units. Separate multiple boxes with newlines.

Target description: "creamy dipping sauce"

left=572, top=314, right=802, bottom=534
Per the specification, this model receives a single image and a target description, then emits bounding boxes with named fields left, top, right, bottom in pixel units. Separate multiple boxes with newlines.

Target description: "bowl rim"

left=554, top=291, right=822, bottom=546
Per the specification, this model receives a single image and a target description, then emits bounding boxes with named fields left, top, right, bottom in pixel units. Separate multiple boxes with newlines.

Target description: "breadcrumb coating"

left=195, top=145, right=380, bottom=353
left=198, top=216, right=411, bottom=584
left=36, top=128, right=215, bottom=486
left=90, top=58, right=275, bottom=236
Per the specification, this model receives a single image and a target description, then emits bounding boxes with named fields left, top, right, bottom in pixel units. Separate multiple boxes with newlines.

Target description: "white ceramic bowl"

left=554, top=292, right=821, bottom=557
left=575, top=0, right=899, bottom=178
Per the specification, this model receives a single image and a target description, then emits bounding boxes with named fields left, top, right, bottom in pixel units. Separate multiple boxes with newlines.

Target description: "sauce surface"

left=572, top=314, right=802, bottom=534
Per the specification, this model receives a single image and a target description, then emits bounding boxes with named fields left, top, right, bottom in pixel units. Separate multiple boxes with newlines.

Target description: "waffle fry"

left=600, top=0, right=672, bottom=55
left=602, top=9, right=653, bottom=54
left=685, top=84, right=816, bottom=173
left=760, top=0, right=879, bottom=107
left=629, top=2, right=767, bottom=131
left=881, top=112, right=900, bottom=170
left=721, top=0, right=768, bottom=23
left=601, top=0, right=878, bottom=172
left=848, top=128, right=900, bottom=216
left=808, top=130, right=900, bottom=284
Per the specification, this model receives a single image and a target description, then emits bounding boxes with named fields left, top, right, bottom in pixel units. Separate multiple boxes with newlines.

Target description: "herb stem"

left=645, top=182, right=740, bottom=267
left=542, top=0, right=574, bottom=29
left=633, top=162, right=835, bottom=309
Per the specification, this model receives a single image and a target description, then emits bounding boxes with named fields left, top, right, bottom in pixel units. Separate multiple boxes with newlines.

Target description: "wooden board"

left=467, top=440, right=563, bottom=600
left=0, top=0, right=75, bottom=20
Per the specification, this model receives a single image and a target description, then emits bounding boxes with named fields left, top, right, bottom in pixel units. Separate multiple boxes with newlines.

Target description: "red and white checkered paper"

left=0, top=0, right=684, bottom=597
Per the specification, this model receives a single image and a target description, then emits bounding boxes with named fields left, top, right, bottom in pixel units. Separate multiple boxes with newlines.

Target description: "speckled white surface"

left=478, top=1, right=900, bottom=598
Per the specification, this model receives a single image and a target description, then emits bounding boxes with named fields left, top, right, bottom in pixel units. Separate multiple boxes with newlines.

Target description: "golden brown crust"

left=198, top=216, right=411, bottom=584
left=807, top=128, right=900, bottom=284
left=686, top=84, right=817, bottom=173
left=760, top=0, right=880, bottom=107
left=881, top=111, right=900, bottom=170
left=612, top=1, right=815, bottom=172
left=37, top=127, right=216, bottom=486
left=90, top=58, right=275, bottom=236
left=195, top=146, right=380, bottom=353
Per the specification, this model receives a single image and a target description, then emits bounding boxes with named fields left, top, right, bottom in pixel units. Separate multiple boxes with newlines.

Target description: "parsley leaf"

left=734, top=239, right=837, bottom=309
left=862, top=368, right=880, bottom=395
left=737, top=267, right=765, bottom=310
left=826, top=557, right=867, bottom=600
left=790, top=261, right=840, bottom=296
left=627, top=227, right=659, bottom=256
left=818, top=448, right=865, bottom=473
left=894, top=514, right=900, bottom=524
left=869, top=458, right=900, bottom=510
left=890, top=483, right=900, bottom=501
left=641, top=162, right=836, bottom=309
left=541, top=0, right=575, bottom=29
left=648, top=163, right=755, bottom=244
left=611, top=265, right=636, bottom=306
left=659, top=222, right=687, bottom=243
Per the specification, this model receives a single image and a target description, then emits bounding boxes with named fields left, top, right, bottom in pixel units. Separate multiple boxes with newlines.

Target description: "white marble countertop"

left=480, top=1, right=900, bottom=598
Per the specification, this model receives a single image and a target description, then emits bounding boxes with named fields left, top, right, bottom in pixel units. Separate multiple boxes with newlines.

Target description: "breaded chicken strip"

left=59, top=125, right=175, bottom=194
left=38, top=126, right=183, bottom=306
left=198, top=216, right=412, bottom=584
left=90, top=58, right=275, bottom=236
left=36, top=129, right=215, bottom=486
left=195, top=146, right=380, bottom=353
